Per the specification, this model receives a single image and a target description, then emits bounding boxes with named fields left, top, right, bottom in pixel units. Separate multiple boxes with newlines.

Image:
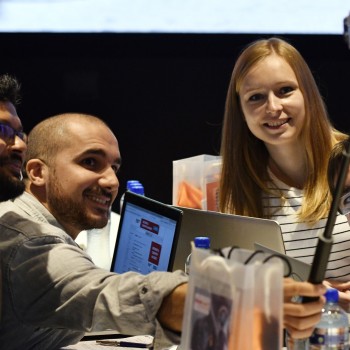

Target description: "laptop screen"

left=110, top=191, right=183, bottom=274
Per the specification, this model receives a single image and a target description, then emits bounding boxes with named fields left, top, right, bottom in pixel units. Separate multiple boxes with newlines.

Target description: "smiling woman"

left=238, top=54, right=305, bottom=152
left=219, top=35, right=350, bottom=288
left=218, top=35, right=350, bottom=342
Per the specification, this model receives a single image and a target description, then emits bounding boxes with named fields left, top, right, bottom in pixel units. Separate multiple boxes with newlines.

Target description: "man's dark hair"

left=0, top=74, right=21, bottom=106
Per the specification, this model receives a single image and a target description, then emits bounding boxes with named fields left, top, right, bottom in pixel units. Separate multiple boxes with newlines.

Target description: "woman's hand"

left=324, top=280, right=350, bottom=311
left=283, top=278, right=326, bottom=339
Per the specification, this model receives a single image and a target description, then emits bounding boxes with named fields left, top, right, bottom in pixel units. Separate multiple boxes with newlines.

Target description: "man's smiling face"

left=43, top=119, right=121, bottom=236
left=0, top=101, right=26, bottom=201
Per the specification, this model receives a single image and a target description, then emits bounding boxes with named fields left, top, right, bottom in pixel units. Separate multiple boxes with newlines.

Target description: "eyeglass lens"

left=0, top=123, right=26, bottom=142
left=339, top=191, right=350, bottom=216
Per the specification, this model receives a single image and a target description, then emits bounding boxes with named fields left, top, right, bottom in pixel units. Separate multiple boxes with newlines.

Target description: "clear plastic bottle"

left=185, top=236, right=210, bottom=275
left=119, top=180, right=145, bottom=213
left=285, top=334, right=309, bottom=350
left=309, top=288, right=349, bottom=349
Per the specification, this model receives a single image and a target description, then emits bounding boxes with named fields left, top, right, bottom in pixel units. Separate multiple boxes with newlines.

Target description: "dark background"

left=2, top=33, right=350, bottom=212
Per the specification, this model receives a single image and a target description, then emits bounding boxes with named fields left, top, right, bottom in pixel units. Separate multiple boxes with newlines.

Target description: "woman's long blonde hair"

left=219, top=37, right=347, bottom=223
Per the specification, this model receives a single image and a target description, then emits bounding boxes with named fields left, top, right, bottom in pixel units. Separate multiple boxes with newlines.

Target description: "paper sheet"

left=60, top=339, right=120, bottom=349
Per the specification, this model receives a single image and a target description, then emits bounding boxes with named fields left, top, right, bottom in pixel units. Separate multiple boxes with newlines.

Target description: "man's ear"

left=26, top=159, right=48, bottom=186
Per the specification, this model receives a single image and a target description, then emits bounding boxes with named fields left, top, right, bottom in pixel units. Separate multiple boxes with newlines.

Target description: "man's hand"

left=157, top=282, right=188, bottom=332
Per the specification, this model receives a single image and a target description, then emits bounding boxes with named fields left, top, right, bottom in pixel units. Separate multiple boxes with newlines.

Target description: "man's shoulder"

left=0, top=199, right=17, bottom=214
left=0, top=201, right=71, bottom=244
left=0, top=200, right=31, bottom=231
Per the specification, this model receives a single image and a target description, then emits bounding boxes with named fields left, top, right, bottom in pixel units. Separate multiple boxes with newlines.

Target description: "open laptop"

left=172, top=206, right=285, bottom=271
left=254, top=243, right=311, bottom=281
left=110, top=191, right=183, bottom=274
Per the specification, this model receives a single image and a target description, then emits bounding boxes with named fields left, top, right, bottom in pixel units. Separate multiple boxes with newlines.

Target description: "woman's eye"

left=280, top=86, right=294, bottom=95
left=248, top=93, right=263, bottom=102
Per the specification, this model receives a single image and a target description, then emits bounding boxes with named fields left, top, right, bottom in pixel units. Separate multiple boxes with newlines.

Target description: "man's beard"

left=0, top=166, right=25, bottom=202
left=47, top=172, right=109, bottom=233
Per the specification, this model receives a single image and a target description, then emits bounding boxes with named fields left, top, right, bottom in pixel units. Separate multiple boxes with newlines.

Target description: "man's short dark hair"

left=0, top=74, right=21, bottom=106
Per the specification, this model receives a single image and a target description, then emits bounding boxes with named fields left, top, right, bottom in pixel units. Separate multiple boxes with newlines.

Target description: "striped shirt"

left=262, top=173, right=350, bottom=281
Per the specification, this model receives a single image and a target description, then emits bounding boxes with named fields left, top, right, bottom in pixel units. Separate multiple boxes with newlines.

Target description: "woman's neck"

left=267, top=145, right=307, bottom=189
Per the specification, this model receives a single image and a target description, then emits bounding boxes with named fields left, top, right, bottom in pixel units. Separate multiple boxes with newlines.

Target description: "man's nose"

left=10, top=134, right=27, bottom=152
left=99, top=167, right=119, bottom=192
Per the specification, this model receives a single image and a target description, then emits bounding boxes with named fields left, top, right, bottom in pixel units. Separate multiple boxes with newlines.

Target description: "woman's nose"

left=266, top=93, right=282, bottom=115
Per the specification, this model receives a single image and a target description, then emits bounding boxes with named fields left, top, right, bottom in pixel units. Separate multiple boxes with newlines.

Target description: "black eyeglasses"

left=339, top=190, right=350, bottom=216
left=0, top=123, right=27, bottom=143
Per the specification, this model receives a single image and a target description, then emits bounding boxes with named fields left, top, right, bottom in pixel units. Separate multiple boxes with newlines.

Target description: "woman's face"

left=238, top=54, right=305, bottom=149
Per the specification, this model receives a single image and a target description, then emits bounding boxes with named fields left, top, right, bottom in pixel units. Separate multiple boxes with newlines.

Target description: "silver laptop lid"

left=172, top=206, right=285, bottom=272
left=254, top=243, right=311, bottom=281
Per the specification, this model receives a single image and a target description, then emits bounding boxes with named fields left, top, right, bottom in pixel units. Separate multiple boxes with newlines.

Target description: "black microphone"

left=302, top=137, right=350, bottom=303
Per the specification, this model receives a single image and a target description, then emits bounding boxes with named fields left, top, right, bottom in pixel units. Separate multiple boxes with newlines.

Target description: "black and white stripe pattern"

left=262, top=175, right=350, bottom=281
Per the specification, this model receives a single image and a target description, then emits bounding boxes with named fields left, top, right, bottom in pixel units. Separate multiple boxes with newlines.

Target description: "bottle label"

left=309, top=326, right=349, bottom=348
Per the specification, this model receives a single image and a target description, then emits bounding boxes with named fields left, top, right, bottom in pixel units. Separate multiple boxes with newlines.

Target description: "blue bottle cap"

left=127, top=180, right=141, bottom=190
left=194, top=236, right=210, bottom=249
left=126, top=180, right=144, bottom=195
left=130, top=184, right=145, bottom=196
left=325, top=288, right=339, bottom=303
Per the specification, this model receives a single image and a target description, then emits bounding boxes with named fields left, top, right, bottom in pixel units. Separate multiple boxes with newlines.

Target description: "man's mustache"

left=0, top=153, right=23, bottom=167
left=84, top=188, right=113, bottom=201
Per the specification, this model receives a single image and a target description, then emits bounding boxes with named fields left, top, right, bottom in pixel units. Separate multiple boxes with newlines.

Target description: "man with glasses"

left=0, top=74, right=26, bottom=346
left=328, top=138, right=350, bottom=221
left=0, top=74, right=27, bottom=202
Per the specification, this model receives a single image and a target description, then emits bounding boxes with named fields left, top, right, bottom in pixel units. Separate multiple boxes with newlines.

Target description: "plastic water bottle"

left=309, top=288, right=349, bottom=349
left=119, top=180, right=145, bottom=213
left=286, top=334, right=309, bottom=349
left=185, top=236, right=210, bottom=275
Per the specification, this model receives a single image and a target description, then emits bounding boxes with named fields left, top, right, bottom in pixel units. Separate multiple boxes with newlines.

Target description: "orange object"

left=228, top=307, right=278, bottom=349
left=177, top=181, right=203, bottom=209
left=206, top=180, right=219, bottom=211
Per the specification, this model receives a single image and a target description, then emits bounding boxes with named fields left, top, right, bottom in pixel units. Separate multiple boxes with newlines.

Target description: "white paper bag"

left=172, top=155, right=221, bottom=211
left=180, top=247, right=284, bottom=350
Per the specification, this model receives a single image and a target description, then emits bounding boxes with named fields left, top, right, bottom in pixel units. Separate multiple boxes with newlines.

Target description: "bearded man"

left=0, top=113, right=187, bottom=350
left=0, top=74, right=26, bottom=201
